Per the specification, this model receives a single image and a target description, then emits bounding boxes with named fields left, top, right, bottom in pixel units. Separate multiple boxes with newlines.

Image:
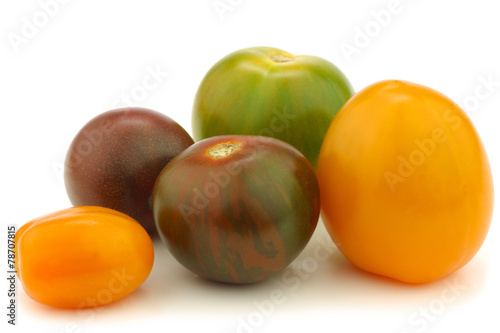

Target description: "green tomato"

left=192, top=46, right=354, bottom=168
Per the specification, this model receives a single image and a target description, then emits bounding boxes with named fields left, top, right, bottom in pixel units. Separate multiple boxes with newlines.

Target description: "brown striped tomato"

left=152, top=135, right=320, bottom=284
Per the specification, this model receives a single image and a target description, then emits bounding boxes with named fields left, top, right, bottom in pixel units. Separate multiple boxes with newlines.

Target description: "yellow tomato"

left=317, top=80, right=493, bottom=284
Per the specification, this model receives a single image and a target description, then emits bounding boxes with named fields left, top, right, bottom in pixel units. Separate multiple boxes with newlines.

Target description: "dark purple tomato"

left=152, top=135, right=320, bottom=283
left=64, top=107, right=194, bottom=235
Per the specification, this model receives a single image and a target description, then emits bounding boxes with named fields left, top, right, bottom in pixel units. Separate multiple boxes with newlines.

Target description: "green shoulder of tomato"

left=192, top=46, right=354, bottom=169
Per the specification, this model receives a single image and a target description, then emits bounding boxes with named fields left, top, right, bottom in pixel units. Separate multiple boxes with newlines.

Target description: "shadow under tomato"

left=316, top=246, right=489, bottom=310
left=18, top=279, right=153, bottom=326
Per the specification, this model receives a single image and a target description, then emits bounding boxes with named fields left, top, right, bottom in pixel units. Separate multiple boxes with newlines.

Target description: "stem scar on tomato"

left=270, top=54, right=294, bottom=63
left=207, top=142, right=242, bottom=159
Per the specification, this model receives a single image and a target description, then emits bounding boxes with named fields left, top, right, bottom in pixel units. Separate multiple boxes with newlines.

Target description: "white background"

left=1, top=1, right=499, bottom=332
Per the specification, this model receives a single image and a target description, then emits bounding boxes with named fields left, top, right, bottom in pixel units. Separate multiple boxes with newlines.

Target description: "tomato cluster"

left=15, top=47, right=493, bottom=309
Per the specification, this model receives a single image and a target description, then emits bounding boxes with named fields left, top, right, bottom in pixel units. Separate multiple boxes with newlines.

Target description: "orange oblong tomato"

left=15, top=206, right=154, bottom=308
left=317, top=80, right=494, bottom=284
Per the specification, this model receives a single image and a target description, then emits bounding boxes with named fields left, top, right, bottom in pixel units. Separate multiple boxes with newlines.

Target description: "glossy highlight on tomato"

left=192, top=46, right=354, bottom=168
left=153, top=135, right=320, bottom=284
left=317, top=80, right=494, bottom=284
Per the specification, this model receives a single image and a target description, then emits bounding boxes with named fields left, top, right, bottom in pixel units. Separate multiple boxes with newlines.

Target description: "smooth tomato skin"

left=317, top=80, right=493, bottom=284
left=14, top=206, right=154, bottom=309
left=192, top=46, right=354, bottom=169
left=64, top=107, right=194, bottom=235
left=153, top=135, right=320, bottom=284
